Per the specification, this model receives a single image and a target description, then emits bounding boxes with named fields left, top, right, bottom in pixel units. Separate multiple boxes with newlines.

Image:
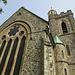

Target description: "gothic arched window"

left=64, top=68, right=67, bottom=75
left=62, top=22, right=68, bottom=33
left=0, top=22, right=30, bottom=75
left=66, top=45, right=71, bottom=56
left=61, top=50, right=64, bottom=58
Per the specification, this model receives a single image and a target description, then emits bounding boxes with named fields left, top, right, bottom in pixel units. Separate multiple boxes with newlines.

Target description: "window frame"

left=0, top=21, right=31, bottom=75
left=66, top=45, right=71, bottom=57
left=58, top=19, right=72, bottom=35
left=64, top=68, right=67, bottom=75
left=61, top=22, right=68, bottom=34
left=61, top=50, right=64, bottom=58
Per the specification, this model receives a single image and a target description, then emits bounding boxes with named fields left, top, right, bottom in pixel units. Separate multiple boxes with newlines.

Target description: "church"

left=0, top=7, right=75, bottom=75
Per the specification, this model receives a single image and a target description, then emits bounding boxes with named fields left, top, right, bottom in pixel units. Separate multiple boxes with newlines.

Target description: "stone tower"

left=48, top=8, right=75, bottom=75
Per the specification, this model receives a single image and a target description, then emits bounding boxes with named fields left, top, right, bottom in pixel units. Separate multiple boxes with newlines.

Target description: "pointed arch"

left=61, top=22, right=68, bottom=33
left=58, top=18, right=72, bottom=34
left=0, top=21, right=31, bottom=75
left=64, top=68, right=67, bottom=75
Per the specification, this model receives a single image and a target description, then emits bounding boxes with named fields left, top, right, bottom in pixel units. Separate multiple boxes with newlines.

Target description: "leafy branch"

left=0, top=0, right=7, bottom=13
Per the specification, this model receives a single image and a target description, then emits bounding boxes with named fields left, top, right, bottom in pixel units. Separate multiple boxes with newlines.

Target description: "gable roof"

left=54, top=35, right=63, bottom=44
left=0, top=7, right=48, bottom=33
left=0, top=7, right=48, bottom=26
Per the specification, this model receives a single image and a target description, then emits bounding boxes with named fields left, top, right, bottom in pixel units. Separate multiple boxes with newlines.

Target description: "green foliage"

left=0, top=0, right=7, bottom=13
left=2, top=0, right=7, bottom=5
left=0, top=8, right=3, bottom=13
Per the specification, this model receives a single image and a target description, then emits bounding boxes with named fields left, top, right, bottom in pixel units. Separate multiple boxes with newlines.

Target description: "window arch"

left=61, top=22, right=68, bottom=33
left=61, top=50, right=64, bottom=58
left=66, top=45, right=71, bottom=56
left=64, top=68, right=67, bottom=75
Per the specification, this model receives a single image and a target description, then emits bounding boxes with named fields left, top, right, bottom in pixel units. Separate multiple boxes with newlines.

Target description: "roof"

left=54, top=35, right=63, bottom=44
left=0, top=7, right=48, bottom=33
left=0, top=7, right=48, bottom=26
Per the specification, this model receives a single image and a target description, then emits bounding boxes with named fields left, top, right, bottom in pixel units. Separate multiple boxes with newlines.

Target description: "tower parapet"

left=48, top=9, right=73, bottom=20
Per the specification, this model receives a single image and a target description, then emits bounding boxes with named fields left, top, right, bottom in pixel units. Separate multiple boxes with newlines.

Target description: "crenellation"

left=49, top=10, right=73, bottom=20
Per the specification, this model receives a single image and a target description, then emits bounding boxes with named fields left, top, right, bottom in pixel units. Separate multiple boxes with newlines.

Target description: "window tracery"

left=0, top=22, right=30, bottom=75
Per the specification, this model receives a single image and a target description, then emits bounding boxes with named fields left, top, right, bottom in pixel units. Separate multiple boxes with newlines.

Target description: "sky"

left=0, top=0, right=75, bottom=25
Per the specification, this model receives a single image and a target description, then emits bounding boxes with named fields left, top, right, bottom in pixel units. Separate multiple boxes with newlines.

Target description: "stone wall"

left=0, top=7, right=48, bottom=75
left=22, top=33, right=44, bottom=75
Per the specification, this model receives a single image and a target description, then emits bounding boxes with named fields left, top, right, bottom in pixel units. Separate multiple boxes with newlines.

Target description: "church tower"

left=48, top=8, right=75, bottom=75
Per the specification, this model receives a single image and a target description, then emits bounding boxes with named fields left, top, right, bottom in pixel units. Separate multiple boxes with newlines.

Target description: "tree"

left=0, top=0, right=7, bottom=13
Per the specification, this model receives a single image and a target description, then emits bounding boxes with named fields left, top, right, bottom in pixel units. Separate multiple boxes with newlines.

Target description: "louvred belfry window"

left=0, top=22, right=30, bottom=75
left=62, top=22, right=68, bottom=33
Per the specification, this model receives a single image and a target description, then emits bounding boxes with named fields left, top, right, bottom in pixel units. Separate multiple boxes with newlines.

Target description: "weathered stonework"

left=48, top=9, right=75, bottom=75
left=0, top=7, right=75, bottom=75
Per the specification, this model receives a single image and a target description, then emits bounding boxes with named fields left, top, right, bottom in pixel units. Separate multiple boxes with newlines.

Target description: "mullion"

left=13, top=36, right=25, bottom=75
left=5, top=38, right=19, bottom=75
left=0, top=39, right=12, bottom=74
